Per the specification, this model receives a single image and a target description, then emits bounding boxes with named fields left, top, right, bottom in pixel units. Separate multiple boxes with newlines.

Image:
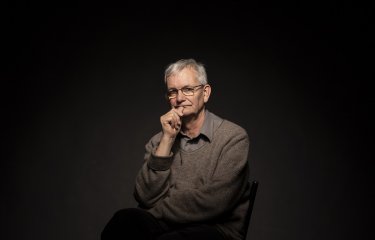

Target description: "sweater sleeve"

left=148, top=126, right=250, bottom=223
left=133, top=133, right=174, bottom=208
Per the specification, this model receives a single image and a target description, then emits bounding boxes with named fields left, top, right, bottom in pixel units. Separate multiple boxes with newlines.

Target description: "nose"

left=176, top=89, right=186, bottom=102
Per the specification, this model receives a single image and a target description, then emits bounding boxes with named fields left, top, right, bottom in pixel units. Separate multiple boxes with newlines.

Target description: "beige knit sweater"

left=134, top=119, right=250, bottom=240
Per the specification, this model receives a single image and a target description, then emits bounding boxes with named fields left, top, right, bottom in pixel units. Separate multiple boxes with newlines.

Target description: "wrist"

left=161, top=133, right=176, bottom=143
left=155, top=134, right=176, bottom=157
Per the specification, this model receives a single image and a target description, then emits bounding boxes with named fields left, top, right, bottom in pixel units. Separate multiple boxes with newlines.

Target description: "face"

left=166, top=67, right=211, bottom=118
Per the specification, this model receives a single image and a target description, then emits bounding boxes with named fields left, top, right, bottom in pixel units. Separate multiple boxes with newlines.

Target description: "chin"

left=181, top=109, right=193, bottom=116
left=182, top=111, right=192, bottom=117
left=183, top=111, right=199, bottom=118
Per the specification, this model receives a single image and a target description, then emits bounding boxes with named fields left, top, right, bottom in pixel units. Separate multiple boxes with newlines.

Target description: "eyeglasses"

left=166, top=84, right=204, bottom=99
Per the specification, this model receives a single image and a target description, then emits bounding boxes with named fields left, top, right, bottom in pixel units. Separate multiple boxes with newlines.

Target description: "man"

left=102, top=59, right=250, bottom=240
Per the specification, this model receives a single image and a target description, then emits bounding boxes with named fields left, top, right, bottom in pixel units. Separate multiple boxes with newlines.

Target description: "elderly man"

left=102, top=59, right=250, bottom=240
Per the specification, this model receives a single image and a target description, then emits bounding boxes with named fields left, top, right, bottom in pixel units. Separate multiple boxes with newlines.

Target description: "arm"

left=133, top=135, right=173, bottom=208
left=133, top=107, right=184, bottom=207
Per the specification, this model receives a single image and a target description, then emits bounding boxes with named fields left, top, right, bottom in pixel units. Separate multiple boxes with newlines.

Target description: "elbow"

left=133, top=187, right=161, bottom=208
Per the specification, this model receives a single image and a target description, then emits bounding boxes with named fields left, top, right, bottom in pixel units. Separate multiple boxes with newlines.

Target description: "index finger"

left=172, top=106, right=184, bottom=117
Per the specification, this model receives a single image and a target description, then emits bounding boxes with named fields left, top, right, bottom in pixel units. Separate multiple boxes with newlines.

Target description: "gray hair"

left=164, top=59, right=208, bottom=85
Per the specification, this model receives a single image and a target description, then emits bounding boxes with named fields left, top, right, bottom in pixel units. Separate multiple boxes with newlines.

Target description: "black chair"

left=243, top=180, right=259, bottom=240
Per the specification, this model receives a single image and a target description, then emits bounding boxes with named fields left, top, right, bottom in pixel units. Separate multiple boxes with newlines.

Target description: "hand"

left=159, top=106, right=184, bottom=139
left=155, top=107, right=184, bottom=157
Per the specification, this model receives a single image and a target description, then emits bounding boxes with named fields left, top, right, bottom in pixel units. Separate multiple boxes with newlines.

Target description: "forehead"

left=166, top=68, right=199, bottom=88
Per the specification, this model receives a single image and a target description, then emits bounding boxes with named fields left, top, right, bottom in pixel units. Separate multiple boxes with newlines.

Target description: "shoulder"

left=213, top=119, right=250, bottom=154
left=219, top=119, right=248, bottom=137
left=211, top=115, right=250, bottom=145
left=207, top=110, right=247, bottom=134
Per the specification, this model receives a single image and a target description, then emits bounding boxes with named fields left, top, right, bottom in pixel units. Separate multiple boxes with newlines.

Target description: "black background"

left=3, top=5, right=373, bottom=240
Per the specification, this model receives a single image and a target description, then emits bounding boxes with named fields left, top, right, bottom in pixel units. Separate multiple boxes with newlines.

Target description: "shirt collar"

left=199, top=109, right=213, bottom=142
left=179, top=109, right=222, bottom=142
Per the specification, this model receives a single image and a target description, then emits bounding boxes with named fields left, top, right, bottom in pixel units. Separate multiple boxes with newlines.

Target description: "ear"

left=203, top=84, right=211, bottom=103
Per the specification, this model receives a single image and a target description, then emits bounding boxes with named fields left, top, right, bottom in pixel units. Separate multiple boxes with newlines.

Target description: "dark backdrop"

left=3, top=5, right=373, bottom=240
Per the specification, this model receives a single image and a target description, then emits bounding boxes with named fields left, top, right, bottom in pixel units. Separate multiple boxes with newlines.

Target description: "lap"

left=102, top=208, right=225, bottom=240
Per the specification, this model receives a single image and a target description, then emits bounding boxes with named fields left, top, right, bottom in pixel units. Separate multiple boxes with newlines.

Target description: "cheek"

left=169, top=99, right=176, bottom=106
left=198, top=95, right=205, bottom=104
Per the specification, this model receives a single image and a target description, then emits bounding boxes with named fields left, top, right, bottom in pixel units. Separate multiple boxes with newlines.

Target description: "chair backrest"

left=243, top=180, right=259, bottom=240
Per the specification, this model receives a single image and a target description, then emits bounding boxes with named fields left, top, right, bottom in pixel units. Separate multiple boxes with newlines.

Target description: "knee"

left=102, top=208, right=144, bottom=239
left=102, top=208, right=156, bottom=240
left=114, top=208, right=141, bottom=216
left=110, top=208, right=151, bottom=225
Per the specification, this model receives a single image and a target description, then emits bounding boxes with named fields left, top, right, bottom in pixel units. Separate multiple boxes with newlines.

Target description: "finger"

left=162, top=113, right=175, bottom=129
left=171, top=113, right=180, bottom=130
left=165, top=111, right=176, bottom=130
left=172, top=106, right=184, bottom=117
left=172, top=110, right=182, bottom=126
left=166, top=114, right=175, bottom=129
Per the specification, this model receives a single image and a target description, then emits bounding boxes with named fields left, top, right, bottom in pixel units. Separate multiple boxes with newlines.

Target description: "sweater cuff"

left=148, top=150, right=174, bottom=171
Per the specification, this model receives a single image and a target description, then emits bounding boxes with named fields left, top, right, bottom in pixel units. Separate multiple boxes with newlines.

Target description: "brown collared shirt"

left=178, top=109, right=224, bottom=151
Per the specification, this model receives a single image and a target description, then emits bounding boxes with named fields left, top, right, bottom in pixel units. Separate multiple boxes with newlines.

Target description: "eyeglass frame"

left=166, top=84, right=205, bottom=99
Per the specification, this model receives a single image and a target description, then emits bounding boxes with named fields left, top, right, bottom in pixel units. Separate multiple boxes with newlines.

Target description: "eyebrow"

left=168, top=85, right=193, bottom=90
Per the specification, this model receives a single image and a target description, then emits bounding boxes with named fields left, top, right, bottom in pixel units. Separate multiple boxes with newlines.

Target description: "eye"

left=182, top=87, right=194, bottom=93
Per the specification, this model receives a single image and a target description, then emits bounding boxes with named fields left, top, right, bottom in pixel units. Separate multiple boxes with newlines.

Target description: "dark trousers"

left=101, top=208, right=226, bottom=240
